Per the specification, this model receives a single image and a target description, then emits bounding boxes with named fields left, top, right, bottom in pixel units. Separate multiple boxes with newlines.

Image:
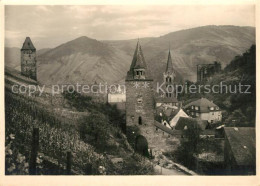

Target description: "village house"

left=169, top=109, right=190, bottom=128
left=184, top=97, right=222, bottom=124
left=107, top=84, right=126, bottom=103
left=175, top=117, right=208, bottom=131
left=224, top=127, right=256, bottom=175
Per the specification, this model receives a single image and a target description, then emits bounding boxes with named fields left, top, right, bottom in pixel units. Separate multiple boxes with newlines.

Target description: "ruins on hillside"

left=197, top=61, right=221, bottom=82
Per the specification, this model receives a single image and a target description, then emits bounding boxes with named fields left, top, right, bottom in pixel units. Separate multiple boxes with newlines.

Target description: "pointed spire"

left=165, top=49, right=174, bottom=73
left=130, top=40, right=147, bottom=69
left=126, top=40, right=152, bottom=81
left=21, top=37, right=36, bottom=50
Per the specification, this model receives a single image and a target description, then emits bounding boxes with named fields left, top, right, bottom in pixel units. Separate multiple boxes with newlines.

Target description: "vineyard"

left=5, top=86, right=154, bottom=175
left=5, top=90, right=108, bottom=174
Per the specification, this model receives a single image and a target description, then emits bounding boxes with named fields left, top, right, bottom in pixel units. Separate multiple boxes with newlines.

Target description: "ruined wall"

left=197, top=62, right=221, bottom=82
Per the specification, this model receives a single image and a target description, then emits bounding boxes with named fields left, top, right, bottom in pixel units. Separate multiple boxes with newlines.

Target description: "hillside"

left=5, top=47, right=51, bottom=71
left=5, top=68, right=154, bottom=175
left=5, top=25, right=255, bottom=85
left=179, top=45, right=256, bottom=126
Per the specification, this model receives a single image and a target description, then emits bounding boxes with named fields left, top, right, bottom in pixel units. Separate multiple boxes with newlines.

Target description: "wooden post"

left=66, top=151, right=72, bottom=175
left=85, top=163, right=92, bottom=175
left=29, top=128, right=39, bottom=175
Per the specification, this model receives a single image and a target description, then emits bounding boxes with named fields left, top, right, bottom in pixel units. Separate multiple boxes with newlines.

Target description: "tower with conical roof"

left=125, top=41, right=154, bottom=129
left=21, top=37, right=37, bottom=81
left=163, top=50, right=176, bottom=97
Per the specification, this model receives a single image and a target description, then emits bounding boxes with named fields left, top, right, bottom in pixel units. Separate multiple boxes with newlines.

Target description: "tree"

left=79, top=113, right=110, bottom=150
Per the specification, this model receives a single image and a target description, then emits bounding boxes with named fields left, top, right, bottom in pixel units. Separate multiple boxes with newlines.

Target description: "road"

left=154, top=165, right=187, bottom=175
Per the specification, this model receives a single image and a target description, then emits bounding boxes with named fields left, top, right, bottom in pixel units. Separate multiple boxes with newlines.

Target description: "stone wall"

left=21, top=49, right=37, bottom=81
left=125, top=80, right=155, bottom=130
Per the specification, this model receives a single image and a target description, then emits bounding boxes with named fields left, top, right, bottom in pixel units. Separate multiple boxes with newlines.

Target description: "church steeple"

left=165, top=50, right=174, bottom=74
left=126, top=40, right=152, bottom=81
left=130, top=40, right=147, bottom=69
left=163, top=49, right=176, bottom=85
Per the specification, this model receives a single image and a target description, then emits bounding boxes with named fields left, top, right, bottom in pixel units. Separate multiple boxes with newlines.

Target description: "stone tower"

left=21, top=37, right=37, bottom=81
left=125, top=41, right=154, bottom=130
left=163, top=50, right=176, bottom=97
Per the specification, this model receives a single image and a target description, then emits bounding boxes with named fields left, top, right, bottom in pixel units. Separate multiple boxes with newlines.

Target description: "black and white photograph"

left=2, top=1, right=258, bottom=182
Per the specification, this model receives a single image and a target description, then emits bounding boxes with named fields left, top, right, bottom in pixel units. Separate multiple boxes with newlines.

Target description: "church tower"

left=21, top=37, right=37, bottom=81
left=163, top=50, right=176, bottom=98
left=125, top=41, right=154, bottom=129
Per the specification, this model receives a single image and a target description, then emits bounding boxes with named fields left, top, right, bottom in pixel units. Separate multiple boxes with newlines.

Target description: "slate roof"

left=184, top=97, right=219, bottom=113
left=21, top=37, right=36, bottom=50
left=224, top=127, right=256, bottom=166
left=170, top=109, right=190, bottom=127
left=126, top=41, right=152, bottom=81
left=154, top=121, right=182, bottom=135
left=165, top=50, right=174, bottom=74
left=175, top=117, right=208, bottom=130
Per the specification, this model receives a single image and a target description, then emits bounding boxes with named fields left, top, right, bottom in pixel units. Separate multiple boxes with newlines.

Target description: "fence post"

left=66, top=151, right=72, bottom=175
left=29, top=127, right=39, bottom=175
left=85, top=163, right=92, bottom=175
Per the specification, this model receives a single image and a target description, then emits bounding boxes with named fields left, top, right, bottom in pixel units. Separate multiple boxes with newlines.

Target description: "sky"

left=5, top=5, right=255, bottom=49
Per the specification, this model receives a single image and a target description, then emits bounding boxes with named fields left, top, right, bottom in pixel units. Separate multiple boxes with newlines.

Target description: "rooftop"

left=184, top=97, right=219, bottom=113
left=224, top=127, right=255, bottom=166
left=126, top=41, right=152, bottom=81
left=175, top=117, right=208, bottom=130
left=165, top=50, right=175, bottom=74
left=21, top=37, right=36, bottom=50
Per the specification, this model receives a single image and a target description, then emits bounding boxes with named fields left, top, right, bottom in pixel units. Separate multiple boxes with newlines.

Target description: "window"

left=210, top=107, right=214, bottom=111
left=137, top=98, right=142, bottom=104
left=195, top=106, right=199, bottom=110
left=196, top=113, right=199, bottom=116
left=191, top=106, right=194, bottom=109
left=136, top=71, right=139, bottom=75
left=216, top=107, right=219, bottom=110
left=138, top=116, right=142, bottom=125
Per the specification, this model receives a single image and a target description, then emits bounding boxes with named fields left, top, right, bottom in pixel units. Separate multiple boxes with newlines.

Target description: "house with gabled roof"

left=184, top=97, right=222, bottom=124
left=224, top=127, right=256, bottom=175
left=175, top=117, right=208, bottom=130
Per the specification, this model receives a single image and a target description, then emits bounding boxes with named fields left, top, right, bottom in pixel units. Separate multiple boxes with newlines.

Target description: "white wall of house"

left=108, top=93, right=126, bottom=103
left=200, top=111, right=222, bottom=123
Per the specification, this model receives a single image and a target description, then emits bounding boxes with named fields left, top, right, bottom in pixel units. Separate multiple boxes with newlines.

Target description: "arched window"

left=138, top=116, right=142, bottom=125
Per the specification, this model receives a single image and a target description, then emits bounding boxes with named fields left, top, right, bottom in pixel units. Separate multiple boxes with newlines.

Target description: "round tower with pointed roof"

left=21, top=37, right=37, bottom=81
left=125, top=41, right=154, bottom=129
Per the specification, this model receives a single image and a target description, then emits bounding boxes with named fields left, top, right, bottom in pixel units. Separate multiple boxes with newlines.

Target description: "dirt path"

left=154, top=165, right=187, bottom=175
